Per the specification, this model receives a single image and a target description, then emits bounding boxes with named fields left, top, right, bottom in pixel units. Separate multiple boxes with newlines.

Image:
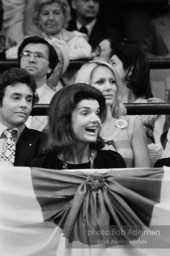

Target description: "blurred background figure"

left=1, top=0, right=71, bottom=44
left=1, top=0, right=38, bottom=44
left=139, top=4, right=170, bottom=57
left=5, top=0, right=91, bottom=62
left=109, top=43, right=165, bottom=166
left=32, top=0, right=92, bottom=60
left=68, top=0, right=122, bottom=50
left=26, top=0, right=72, bottom=37
left=75, top=60, right=150, bottom=168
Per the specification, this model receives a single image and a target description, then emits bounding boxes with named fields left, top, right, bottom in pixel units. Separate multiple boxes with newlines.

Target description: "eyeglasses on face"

left=20, top=51, right=49, bottom=61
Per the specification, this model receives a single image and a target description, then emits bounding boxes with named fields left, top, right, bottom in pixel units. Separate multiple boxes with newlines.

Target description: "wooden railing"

left=32, top=103, right=170, bottom=116
left=1, top=58, right=170, bottom=116
left=1, top=57, right=170, bottom=74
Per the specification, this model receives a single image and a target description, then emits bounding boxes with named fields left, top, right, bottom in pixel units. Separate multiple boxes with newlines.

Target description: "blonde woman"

left=75, top=60, right=150, bottom=168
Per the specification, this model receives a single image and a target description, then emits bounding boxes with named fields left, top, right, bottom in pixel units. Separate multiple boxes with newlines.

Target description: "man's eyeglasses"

left=20, top=51, right=49, bottom=61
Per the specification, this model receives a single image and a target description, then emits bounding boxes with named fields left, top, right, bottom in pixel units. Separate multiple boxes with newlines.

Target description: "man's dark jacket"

left=68, top=18, right=122, bottom=50
left=14, top=126, right=46, bottom=166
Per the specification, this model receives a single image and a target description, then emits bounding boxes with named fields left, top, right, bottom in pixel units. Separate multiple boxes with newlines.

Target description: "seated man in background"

left=18, top=36, right=62, bottom=131
left=140, top=5, right=170, bottom=57
left=0, top=67, right=46, bottom=166
left=68, top=0, right=122, bottom=50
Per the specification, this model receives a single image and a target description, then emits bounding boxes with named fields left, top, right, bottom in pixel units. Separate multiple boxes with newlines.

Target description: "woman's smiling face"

left=91, top=66, right=117, bottom=106
left=71, top=99, right=101, bottom=144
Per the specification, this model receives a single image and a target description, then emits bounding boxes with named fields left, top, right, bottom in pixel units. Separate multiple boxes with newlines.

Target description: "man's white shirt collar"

left=36, top=83, right=47, bottom=101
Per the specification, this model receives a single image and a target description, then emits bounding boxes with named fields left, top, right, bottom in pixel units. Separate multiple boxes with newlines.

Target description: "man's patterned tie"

left=1, top=129, right=16, bottom=164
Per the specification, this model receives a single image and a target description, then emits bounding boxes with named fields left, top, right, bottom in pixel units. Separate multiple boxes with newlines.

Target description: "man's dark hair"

left=46, top=83, right=106, bottom=152
left=18, top=36, right=59, bottom=78
left=0, top=67, right=36, bottom=106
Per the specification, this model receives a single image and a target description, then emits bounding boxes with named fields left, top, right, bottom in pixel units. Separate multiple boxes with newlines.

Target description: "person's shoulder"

left=123, top=115, right=141, bottom=125
left=61, top=29, right=74, bottom=40
left=31, top=150, right=62, bottom=168
left=152, top=13, right=170, bottom=25
left=72, top=30, right=87, bottom=38
left=96, top=149, right=126, bottom=168
left=97, top=149, right=121, bottom=157
left=118, top=115, right=138, bottom=127
left=24, top=126, right=45, bottom=135
left=5, top=44, right=19, bottom=59
left=154, top=157, right=170, bottom=167
left=134, top=97, right=148, bottom=104
left=62, top=29, right=87, bottom=41
left=40, top=84, right=55, bottom=102
left=23, top=126, right=47, bottom=140
left=44, top=84, right=56, bottom=93
left=120, top=115, right=142, bottom=140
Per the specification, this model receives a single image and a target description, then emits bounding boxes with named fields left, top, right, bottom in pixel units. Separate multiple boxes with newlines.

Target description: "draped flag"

left=0, top=166, right=170, bottom=256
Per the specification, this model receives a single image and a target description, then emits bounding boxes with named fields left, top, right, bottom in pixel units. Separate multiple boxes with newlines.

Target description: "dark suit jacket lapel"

left=15, top=127, right=37, bottom=166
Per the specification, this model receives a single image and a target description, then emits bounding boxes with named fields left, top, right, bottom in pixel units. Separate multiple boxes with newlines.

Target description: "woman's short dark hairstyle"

left=18, top=36, right=59, bottom=78
left=0, top=67, right=36, bottom=106
left=111, top=43, right=153, bottom=98
left=46, top=83, right=106, bottom=151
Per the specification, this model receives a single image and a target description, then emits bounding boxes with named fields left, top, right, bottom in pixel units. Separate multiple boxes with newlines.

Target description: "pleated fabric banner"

left=0, top=166, right=170, bottom=256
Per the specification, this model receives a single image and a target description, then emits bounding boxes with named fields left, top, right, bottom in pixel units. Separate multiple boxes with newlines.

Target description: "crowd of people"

left=0, top=0, right=170, bottom=168
left=1, top=2, right=170, bottom=256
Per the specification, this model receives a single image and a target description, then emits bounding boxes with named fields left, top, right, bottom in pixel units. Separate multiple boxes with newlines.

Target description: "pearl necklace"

left=58, top=149, right=96, bottom=170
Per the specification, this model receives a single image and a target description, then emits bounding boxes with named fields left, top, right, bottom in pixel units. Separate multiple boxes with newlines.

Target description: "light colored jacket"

left=44, top=29, right=92, bottom=60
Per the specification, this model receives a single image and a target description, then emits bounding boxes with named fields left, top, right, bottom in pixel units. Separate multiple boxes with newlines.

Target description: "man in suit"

left=68, top=0, right=122, bottom=50
left=0, top=67, right=46, bottom=166
left=18, top=36, right=61, bottom=131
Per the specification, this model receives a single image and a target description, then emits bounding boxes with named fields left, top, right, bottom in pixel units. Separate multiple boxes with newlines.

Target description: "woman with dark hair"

left=110, top=43, right=153, bottom=101
left=109, top=43, right=165, bottom=166
left=92, top=38, right=114, bottom=62
left=31, top=83, right=126, bottom=169
left=75, top=60, right=150, bottom=168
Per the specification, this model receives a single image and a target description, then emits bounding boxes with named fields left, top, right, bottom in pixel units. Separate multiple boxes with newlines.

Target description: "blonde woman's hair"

left=75, top=60, right=126, bottom=118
